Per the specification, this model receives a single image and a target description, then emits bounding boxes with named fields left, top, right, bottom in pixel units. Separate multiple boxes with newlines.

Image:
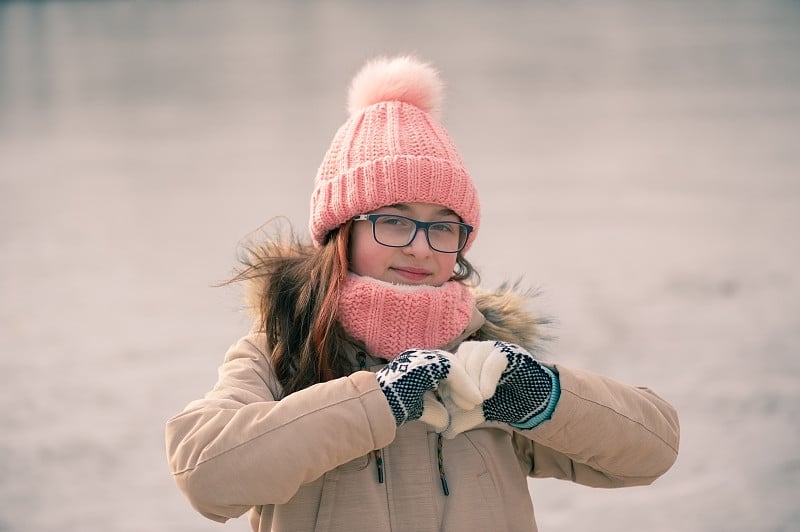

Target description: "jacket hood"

left=237, top=241, right=550, bottom=355
left=470, top=283, right=551, bottom=354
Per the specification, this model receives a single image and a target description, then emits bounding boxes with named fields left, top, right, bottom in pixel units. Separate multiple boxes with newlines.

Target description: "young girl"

left=165, top=55, right=679, bottom=532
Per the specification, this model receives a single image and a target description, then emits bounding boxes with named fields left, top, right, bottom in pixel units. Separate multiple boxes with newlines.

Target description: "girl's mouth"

left=391, top=267, right=430, bottom=282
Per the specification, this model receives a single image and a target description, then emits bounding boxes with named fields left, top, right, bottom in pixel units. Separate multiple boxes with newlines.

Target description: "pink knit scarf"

left=337, top=274, right=475, bottom=360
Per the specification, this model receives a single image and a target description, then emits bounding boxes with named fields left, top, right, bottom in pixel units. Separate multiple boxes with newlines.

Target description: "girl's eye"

left=378, top=216, right=411, bottom=227
left=430, top=222, right=455, bottom=233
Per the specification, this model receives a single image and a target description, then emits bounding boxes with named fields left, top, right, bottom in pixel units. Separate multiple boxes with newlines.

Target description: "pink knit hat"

left=309, top=55, right=481, bottom=251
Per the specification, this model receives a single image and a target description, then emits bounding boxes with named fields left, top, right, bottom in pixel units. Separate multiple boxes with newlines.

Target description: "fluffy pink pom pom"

left=347, top=55, right=443, bottom=117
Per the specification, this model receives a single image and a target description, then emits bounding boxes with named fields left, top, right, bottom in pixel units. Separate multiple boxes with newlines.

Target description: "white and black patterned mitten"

left=441, top=340, right=559, bottom=438
left=376, top=349, right=480, bottom=427
left=483, top=341, right=557, bottom=427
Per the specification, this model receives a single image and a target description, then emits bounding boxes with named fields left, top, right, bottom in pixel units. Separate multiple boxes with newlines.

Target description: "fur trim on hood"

left=469, top=283, right=551, bottom=355
left=234, top=239, right=550, bottom=355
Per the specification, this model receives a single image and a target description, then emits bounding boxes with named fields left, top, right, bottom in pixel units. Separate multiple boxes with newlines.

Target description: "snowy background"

left=1, top=1, right=798, bottom=531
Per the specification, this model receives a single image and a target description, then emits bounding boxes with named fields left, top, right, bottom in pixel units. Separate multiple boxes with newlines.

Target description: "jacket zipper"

left=359, top=350, right=448, bottom=495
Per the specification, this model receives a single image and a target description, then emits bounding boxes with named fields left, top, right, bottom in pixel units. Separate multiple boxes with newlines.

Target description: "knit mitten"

left=376, top=349, right=481, bottom=427
left=441, top=341, right=560, bottom=438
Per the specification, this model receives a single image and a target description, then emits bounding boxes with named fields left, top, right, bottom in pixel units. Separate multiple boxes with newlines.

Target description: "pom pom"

left=347, top=55, right=443, bottom=117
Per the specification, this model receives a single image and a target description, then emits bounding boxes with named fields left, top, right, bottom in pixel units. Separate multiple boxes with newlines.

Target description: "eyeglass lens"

left=371, top=215, right=467, bottom=252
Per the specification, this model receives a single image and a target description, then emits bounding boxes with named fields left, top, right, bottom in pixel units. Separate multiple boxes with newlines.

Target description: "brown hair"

left=228, top=220, right=478, bottom=396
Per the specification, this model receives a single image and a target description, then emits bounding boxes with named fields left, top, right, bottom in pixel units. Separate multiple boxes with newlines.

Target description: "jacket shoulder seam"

left=562, top=389, right=679, bottom=456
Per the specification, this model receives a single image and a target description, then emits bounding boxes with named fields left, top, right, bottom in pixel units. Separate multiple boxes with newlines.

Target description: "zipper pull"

left=374, top=449, right=384, bottom=484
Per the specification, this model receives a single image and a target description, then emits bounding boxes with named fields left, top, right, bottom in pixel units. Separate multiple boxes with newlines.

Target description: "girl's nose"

left=403, top=227, right=433, bottom=257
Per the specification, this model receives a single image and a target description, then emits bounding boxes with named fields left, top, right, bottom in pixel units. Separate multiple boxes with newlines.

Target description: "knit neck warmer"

left=337, top=274, right=475, bottom=360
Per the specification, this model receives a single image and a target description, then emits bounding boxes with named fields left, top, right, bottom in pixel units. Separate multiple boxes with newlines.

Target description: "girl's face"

left=349, top=202, right=461, bottom=287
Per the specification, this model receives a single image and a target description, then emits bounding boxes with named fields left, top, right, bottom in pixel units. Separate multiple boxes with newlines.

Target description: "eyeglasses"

left=353, top=214, right=473, bottom=253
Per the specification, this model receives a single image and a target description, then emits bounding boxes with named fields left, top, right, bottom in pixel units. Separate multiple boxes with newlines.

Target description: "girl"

left=165, top=55, right=679, bottom=532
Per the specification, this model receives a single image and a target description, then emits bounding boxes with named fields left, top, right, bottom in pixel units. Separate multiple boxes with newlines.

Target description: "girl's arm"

left=515, top=364, right=680, bottom=487
left=164, top=334, right=396, bottom=522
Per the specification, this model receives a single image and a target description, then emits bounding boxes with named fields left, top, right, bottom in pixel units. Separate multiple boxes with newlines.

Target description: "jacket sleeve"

left=514, top=363, right=680, bottom=487
left=164, top=334, right=397, bottom=522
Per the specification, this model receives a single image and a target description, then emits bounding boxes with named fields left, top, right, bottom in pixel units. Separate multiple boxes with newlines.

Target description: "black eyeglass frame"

left=352, top=214, right=473, bottom=253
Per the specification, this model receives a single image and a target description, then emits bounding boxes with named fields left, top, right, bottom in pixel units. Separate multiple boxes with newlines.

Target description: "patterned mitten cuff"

left=509, top=365, right=560, bottom=429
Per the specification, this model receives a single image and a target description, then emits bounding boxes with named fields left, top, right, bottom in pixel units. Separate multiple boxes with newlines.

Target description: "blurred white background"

left=1, top=1, right=798, bottom=531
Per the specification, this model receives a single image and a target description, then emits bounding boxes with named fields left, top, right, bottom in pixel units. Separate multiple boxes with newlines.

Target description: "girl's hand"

left=441, top=341, right=558, bottom=438
left=482, top=341, right=556, bottom=426
left=376, top=349, right=481, bottom=427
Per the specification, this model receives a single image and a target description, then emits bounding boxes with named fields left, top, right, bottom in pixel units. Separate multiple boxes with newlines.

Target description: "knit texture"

left=439, top=340, right=559, bottom=438
left=484, top=342, right=555, bottom=427
left=337, top=274, right=475, bottom=360
left=375, top=349, right=453, bottom=426
left=309, top=55, right=480, bottom=249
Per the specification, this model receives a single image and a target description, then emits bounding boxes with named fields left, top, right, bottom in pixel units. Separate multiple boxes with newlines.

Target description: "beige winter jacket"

left=165, top=289, right=679, bottom=531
